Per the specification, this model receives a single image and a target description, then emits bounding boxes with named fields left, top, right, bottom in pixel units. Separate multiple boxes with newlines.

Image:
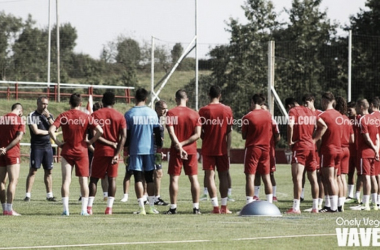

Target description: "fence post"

left=15, top=82, right=18, bottom=100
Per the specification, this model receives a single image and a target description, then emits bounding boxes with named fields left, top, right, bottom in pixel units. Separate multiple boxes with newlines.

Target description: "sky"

left=0, top=0, right=368, bottom=59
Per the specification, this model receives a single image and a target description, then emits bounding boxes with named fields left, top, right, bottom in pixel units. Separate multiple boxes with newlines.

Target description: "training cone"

left=239, top=201, right=282, bottom=217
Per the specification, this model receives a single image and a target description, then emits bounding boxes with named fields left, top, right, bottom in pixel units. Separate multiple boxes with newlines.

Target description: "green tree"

left=347, top=0, right=380, bottom=100
left=115, top=37, right=141, bottom=68
left=0, top=12, right=22, bottom=80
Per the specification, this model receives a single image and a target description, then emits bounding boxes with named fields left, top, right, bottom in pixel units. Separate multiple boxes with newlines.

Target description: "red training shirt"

left=0, top=113, right=25, bottom=157
left=242, top=109, right=272, bottom=149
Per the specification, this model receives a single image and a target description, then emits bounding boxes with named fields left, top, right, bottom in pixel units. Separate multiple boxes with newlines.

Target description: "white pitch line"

left=0, top=234, right=337, bottom=249
left=0, top=240, right=211, bottom=250
left=235, top=233, right=336, bottom=241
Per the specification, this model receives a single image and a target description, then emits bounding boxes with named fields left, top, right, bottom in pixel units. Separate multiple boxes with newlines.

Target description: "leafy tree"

left=347, top=0, right=380, bottom=100
left=0, top=12, right=22, bottom=80
left=115, top=37, right=141, bottom=68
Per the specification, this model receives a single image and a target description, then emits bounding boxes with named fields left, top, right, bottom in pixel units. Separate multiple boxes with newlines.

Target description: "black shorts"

left=30, top=147, right=53, bottom=170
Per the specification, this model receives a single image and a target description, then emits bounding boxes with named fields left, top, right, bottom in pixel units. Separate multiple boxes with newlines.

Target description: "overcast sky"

left=0, top=0, right=368, bottom=59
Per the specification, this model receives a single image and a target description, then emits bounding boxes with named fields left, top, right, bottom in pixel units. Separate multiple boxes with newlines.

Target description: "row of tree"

left=185, top=0, right=380, bottom=123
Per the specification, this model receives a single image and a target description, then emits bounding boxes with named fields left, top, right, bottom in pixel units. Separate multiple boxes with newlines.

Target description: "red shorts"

left=168, top=152, right=198, bottom=176
left=339, top=147, right=350, bottom=175
left=62, top=154, right=89, bottom=177
left=320, top=148, right=341, bottom=169
left=291, top=150, right=317, bottom=171
left=90, top=156, right=118, bottom=178
left=359, top=158, right=376, bottom=176
left=244, top=147, right=269, bottom=175
left=202, top=155, right=229, bottom=172
left=0, top=155, right=20, bottom=166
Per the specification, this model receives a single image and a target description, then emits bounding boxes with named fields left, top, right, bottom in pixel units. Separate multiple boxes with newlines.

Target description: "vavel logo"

left=336, top=217, right=380, bottom=247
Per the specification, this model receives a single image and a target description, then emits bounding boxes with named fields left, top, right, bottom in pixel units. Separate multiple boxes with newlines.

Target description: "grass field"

left=0, top=162, right=376, bottom=249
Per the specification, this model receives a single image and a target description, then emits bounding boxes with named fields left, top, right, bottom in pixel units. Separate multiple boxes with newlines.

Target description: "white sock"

left=362, top=195, right=370, bottom=207
left=355, top=191, right=361, bottom=201
left=62, top=197, right=69, bottom=213
left=47, top=192, right=53, bottom=198
left=193, top=203, right=199, bottom=209
left=6, top=203, right=12, bottom=211
left=266, top=194, right=273, bottom=203
left=254, top=186, right=260, bottom=197
left=88, top=197, right=95, bottom=207
left=338, top=197, right=345, bottom=207
left=203, top=187, right=208, bottom=195
left=170, top=204, right=177, bottom=209
left=122, top=194, right=129, bottom=201
left=301, top=188, right=305, bottom=199
left=210, top=197, right=219, bottom=207
left=137, top=198, right=145, bottom=208
left=221, top=197, right=227, bottom=206
left=26, top=192, right=31, bottom=198
left=81, top=197, right=89, bottom=212
left=142, top=195, right=148, bottom=201
left=228, top=188, right=232, bottom=196
left=377, top=195, right=380, bottom=205
left=148, top=196, right=155, bottom=206
left=273, top=186, right=277, bottom=197
left=324, top=195, right=331, bottom=207
left=318, top=198, right=323, bottom=206
left=103, top=192, right=108, bottom=198
left=330, top=195, right=338, bottom=211
left=347, top=185, right=354, bottom=198
left=246, top=196, right=253, bottom=204
left=371, top=193, right=377, bottom=205
left=292, top=199, right=300, bottom=211
left=107, top=197, right=115, bottom=208
left=312, top=199, right=318, bottom=210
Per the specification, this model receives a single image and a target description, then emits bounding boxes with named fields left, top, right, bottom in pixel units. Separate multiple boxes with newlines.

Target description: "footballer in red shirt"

left=88, top=92, right=126, bottom=215
left=49, top=94, right=103, bottom=216
left=369, top=97, right=380, bottom=207
left=0, top=103, right=24, bottom=216
left=242, top=94, right=273, bottom=204
left=285, top=97, right=318, bottom=214
left=199, top=86, right=233, bottom=214
left=314, top=92, right=342, bottom=212
left=165, top=89, right=201, bottom=214
left=356, top=99, right=379, bottom=210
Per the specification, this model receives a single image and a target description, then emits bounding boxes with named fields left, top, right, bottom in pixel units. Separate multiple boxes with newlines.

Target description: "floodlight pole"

left=151, top=36, right=155, bottom=109
left=348, top=30, right=352, bottom=102
left=47, top=0, right=51, bottom=89
left=195, top=0, right=199, bottom=111
left=56, top=0, right=60, bottom=102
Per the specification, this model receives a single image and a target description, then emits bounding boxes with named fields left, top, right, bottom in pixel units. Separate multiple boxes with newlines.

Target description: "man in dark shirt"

left=24, top=96, right=56, bottom=202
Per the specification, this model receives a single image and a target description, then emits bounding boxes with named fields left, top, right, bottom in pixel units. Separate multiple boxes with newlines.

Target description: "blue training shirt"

left=125, top=106, right=159, bottom=155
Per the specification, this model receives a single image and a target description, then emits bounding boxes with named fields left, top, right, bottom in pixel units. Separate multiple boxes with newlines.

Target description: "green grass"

left=0, top=162, right=374, bottom=249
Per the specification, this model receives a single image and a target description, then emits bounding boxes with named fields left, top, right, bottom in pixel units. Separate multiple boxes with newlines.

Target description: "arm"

left=363, top=133, right=378, bottom=154
left=49, top=125, right=64, bottom=147
left=29, top=124, right=49, bottom=135
left=349, top=133, right=355, bottom=144
left=87, top=125, right=103, bottom=145
left=0, top=131, right=24, bottom=155
left=287, top=116, right=295, bottom=146
left=227, top=130, right=232, bottom=157
left=313, top=118, right=327, bottom=143
left=112, top=127, right=127, bottom=164
left=94, top=131, right=118, bottom=149
left=166, top=125, right=188, bottom=159
left=178, top=126, right=201, bottom=148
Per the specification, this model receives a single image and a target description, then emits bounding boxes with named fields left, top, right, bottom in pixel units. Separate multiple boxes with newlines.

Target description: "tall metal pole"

left=56, top=0, right=60, bottom=102
left=151, top=36, right=155, bottom=109
left=348, top=30, right=352, bottom=102
left=268, top=41, right=275, bottom=115
left=47, top=0, right=51, bottom=88
left=195, top=0, right=199, bottom=110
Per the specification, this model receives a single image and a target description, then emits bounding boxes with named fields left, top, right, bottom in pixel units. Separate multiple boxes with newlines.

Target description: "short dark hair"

left=369, top=97, right=380, bottom=109
left=11, top=103, right=22, bottom=111
left=155, top=100, right=167, bottom=109
left=69, top=93, right=81, bottom=107
left=102, top=91, right=115, bottom=106
left=285, top=97, right=297, bottom=107
left=208, top=86, right=221, bottom=99
left=251, top=93, right=266, bottom=105
left=37, top=95, right=48, bottom=103
left=302, top=93, right=315, bottom=104
left=93, top=102, right=103, bottom=112
left=135, top=88, right=148, bottom=102
left=322, top=92, right=335, bottom=102
left=335, top=96, right=347, bottom=115
left=175, top=89, right=187, bottom=100
left=347, top=101, right=356, bottom=108
left=357, top=98, right=369, bottom=109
